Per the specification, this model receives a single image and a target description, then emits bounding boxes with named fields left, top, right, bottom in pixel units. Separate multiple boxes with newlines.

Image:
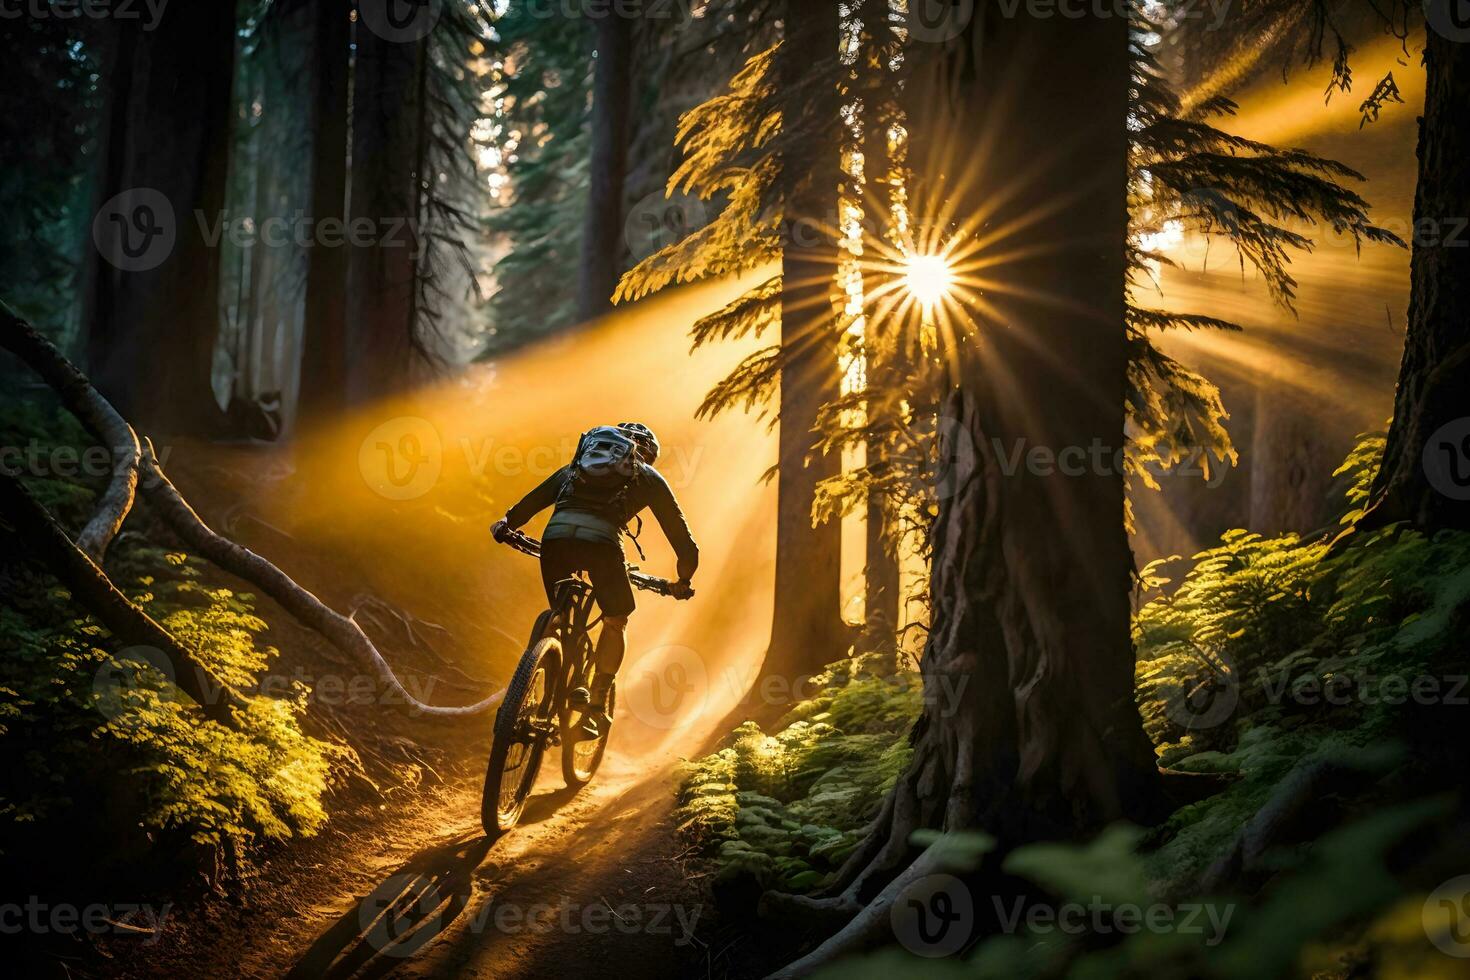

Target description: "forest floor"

left=104, top=754, right=719, bottom=979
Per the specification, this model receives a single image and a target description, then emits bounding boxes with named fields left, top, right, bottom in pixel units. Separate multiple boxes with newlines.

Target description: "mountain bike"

left=481, top=527, right=692, bottom=837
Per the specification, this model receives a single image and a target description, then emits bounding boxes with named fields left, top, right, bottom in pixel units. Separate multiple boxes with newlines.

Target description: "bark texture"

left=901, top=0, right=1158, bottom=841
left=1366, top=30, right=1470, bottom=531
left=577, top=11, right=635, bottom=321
left=769, top=0, right=848, bottom=680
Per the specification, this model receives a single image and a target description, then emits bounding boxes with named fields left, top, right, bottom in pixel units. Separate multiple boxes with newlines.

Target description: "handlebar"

left=494, top=527, right=694, bottom=600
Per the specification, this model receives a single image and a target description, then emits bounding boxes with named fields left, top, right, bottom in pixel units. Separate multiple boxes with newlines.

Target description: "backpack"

left=556, top=426, right=648, bottom=556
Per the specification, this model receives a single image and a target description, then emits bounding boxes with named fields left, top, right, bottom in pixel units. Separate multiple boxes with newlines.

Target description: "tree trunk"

left=816, top=3, right=1161, bottom=917
left=860, top=17, right=902, bottom=647
left=346, top=26, right=423, bottom=405
left=1365, top=30, right=1470, bottom=532
left=85, top=1, right=236, bottom=435
left=768, top=0, right=848, bottom=682
left=577, top=11, right=634, bottom=322
left=296, top=0, right=352, bottom=432
left=1249, top=386, right=1337, bottom=534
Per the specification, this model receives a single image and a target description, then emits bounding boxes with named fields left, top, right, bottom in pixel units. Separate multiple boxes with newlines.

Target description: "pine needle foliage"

left=481, top=6, right=594, bottom=350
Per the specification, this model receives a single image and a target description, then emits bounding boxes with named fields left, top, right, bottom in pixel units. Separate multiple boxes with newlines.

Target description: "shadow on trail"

left=521, top=784, right=581, bottom=826
left=285, top=833, right=491, bottom=980
left=285, top=783, right=581, bottom=980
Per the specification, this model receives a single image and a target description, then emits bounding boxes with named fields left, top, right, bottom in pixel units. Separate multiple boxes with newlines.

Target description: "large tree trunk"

left=795, top=4, right=1161, bottom=935
left=914, top=0, right=1158, bottom=840
left=768, top=0, right=848, bottom=681
left=1365, top=29, right=1470, bottom=532
left=577, top=11, right=634, bottom=322
left=296, top=0, right=352, bottom=432
left=85, top=1, right=236, bottom=435
left=346, top=27, right=423, bottom=405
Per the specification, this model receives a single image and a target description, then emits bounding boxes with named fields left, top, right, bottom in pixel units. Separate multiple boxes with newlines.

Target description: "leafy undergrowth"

left=0, top=404, right=353, bottom=882
left=675, top=652, right=920, bottom=898
left=686, top=430, right=1470, bottom=977
left=1134, top=431, right=1470, bottom=891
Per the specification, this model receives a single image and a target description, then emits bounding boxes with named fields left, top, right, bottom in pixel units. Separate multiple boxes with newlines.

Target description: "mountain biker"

left=491, top=422, right=697, bottom=739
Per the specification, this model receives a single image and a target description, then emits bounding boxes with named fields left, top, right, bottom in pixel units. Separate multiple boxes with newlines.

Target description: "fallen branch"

left=1, top=306, right=501, bottom=718
left=0, top=301, right=139, bottom=560
left=139, top=441, right=501, bottom=717
left=0, top=471, right=244, bottom=727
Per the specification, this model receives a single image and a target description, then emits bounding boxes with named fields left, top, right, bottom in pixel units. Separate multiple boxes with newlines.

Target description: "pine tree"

left=617, top=1, right=853, bottom=681
left=481, top=6, right=594, bottom=351
left=1178, top=0, right=1469, bottom=533
left=764, top=8, right=1402, bottom=964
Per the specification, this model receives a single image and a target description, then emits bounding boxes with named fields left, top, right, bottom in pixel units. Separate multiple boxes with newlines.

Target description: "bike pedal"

left=569, top=686, right=592, bottom=708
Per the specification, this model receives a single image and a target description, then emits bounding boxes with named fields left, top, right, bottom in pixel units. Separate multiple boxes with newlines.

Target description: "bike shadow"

left=285, top=784, right=583, bottom=979
left=285, top=832, right=489, bottom=980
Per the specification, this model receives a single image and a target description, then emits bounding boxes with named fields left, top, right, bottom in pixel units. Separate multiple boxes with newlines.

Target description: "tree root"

left=757, top=891, right=864, bottom=933
left=1, top=306, right=502, bottom=718
left=1197, top=757, right=1353, bottom=894
left=765, top=845, right=947, bottom=978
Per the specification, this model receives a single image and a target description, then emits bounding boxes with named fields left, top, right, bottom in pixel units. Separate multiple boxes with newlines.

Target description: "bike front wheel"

left=481, top=636, right=561, bottom=836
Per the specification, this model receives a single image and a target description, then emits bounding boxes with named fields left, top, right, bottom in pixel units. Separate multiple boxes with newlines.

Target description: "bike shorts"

left=539, top=533, right=635, bottom=618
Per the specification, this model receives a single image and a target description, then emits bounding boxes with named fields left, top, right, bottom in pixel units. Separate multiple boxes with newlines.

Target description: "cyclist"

left=492, top=422, right=697, bottom=739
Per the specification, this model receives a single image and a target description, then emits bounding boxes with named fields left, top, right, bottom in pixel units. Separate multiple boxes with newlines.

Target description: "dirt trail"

left=274, top=756, right=712, bottom=979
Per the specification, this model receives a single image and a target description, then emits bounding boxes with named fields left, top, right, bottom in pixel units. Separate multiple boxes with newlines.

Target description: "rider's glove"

left=670, top=578, right=695, bottom=600
left=491, top=519, right=512, bottom=543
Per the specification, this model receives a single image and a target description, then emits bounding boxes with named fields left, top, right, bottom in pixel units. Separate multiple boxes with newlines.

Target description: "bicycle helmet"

left=616, top=422, right=660, bottom=465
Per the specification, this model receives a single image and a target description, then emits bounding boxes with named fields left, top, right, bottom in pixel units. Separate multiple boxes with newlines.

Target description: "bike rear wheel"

left=481, top=637, right=561, bottom=836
